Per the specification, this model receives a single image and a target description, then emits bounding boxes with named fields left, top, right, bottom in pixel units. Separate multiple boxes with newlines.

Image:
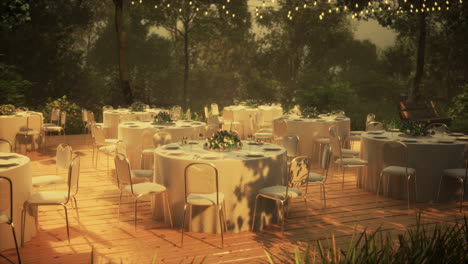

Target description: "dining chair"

left=0, top=176, right=21, bottom=263
left=31, top=143, right=72, bottom=188
left=86, top=111, right=105, bottom=128
left=272, top=119, right=288, bottom=143
left=252, top=156, right=309, bottom=233
left=211, top=103, right=220, bottom=116
left=207, top=116, right=220, bottom=129
left=153, top=132, right=172, bottom=147
left=141, top=128, right=159, bottom=169
left=116, top=141, right=153, bottom=182
left=436, top=146, right=468, bottom=212
left=181, top=163, right=226, bottom=247
left=205, top=124, right=219, bottom=138
left=427, top=123, right=449, bottom=134
left=114, top=154, right=172, bottom=231
left=0, top=139, right=13, bottom=153
left=376, top=141, right=417, bottom=209
left=314, top=125, right=335, bottom=165
left=43, top=111, right=66, bottom=149
left=91, top=124, right=117, bottom=176
left=349, top=113, right=377, bottom=149
left=102, top=105, right=113, bottom=112
left=366, top=121, right=384, bottom=131
left=329, top=127, right=368, bottom=190
left=254, top=128, right=273, bottom=143
left=170, top=106, right=182, bottom=121
left=22, top=155, right=80, bottom=245
left=282, top=135, right=300, bottom=161
left=307, top=144, right=332, bottom=208
left=339, top=134, right=360, bottom=157
left=15, top=114, right=41, bottom=153
left=185, top=108, right=191, bottom=120
left=43, top=108, right=60, bottom=127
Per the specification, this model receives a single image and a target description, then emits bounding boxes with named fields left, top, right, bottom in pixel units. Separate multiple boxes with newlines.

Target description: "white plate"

left=181, top=125, right=192, bottom=128
left=124, top=122, right=135, bottom=125
left=0, top=153, right=17, bottom=158
left=292, top=119, right=303, bottom=121
left=245, top=152, right=265, bottom=158
left=0, top=160, right=18, bottom=167
left=401, top=139, right=418, bottom=143
left=188, top=141, right=198, bottom=145
left=129, top=125, right=140, bottom=128
left=263, top=147, right=282, bottom=151
left=164, top=145, right=180, bottom=150
left=200, top=154, right=221, bottom=160
left=373, top=136, right=388, bottom=139
left=449, top=133, right=464, bottom=137
left=456, top=136, right=468, bottom=141
left=438, top=140, right=454, bottom=144
left=168, top=150, right=184, bottom=156
left=367, top=131, right=384, bottom=135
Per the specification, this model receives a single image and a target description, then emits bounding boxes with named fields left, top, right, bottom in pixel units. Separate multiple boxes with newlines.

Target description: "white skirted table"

left=0, top=112, right=43, bottom=150
left=103, top=108, right=167, bottom=139
left=153, top=141, right=287, bottom=233
left=118, top=120, right=206, bottom=169
left=273, top=115, right=350, bottom=162
left=222, top=105, right=283, bottom=139
left=0, top=153, right=36, bottom=251
left=358, top=132, right=467, bottom=202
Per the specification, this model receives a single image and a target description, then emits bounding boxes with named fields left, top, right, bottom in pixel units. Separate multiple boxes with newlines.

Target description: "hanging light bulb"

left=131, top=1, right=134, bottom=5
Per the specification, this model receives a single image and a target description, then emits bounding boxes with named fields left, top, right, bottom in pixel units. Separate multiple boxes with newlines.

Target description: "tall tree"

left=113, top=0, right=133, bottom=105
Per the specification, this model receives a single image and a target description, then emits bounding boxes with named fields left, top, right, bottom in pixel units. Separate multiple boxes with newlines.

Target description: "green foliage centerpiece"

left=301, top=106, right=320, bottom=119
left=204, top=130, right=242, bottom=151
left=130, top=101, right=146, bottom=112
left=400, top=121, right=430, bottom=137
left=0, top=104, right=16, bottom=115
left=153, top=111, right=172, bottom=124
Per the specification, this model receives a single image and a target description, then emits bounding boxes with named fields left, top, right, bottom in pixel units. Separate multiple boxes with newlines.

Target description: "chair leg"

left=342, top=166, right=345, bottom=190
left=73, top=196, right=80, bottom=222
left=322, top=184, right=327, bottom=208
left=62, top=205, right=70, bottom=244
left=164, top=192, right=173, bottom=228
left=222, top=201, right=228, bottom=232
left=413, top=173, right=418, bottom=203
left=118, top=192, right=123, bottom=222
left=280, top=200, right=286, bottom=233
left=376, top=172, right=383, bottom=206
left=251, top=195, right=259, bottom=232
left=436, top=175, right=445, bottom=203
left=218, top=205, right=224, bottom=248
left=20, top=209, right=26, bottom=247
left=406, top=176, right=411, bottom=210
left=134, top=197, right=139, bottom=232
left=10, top=223, right=21, bottom=264
left=460, top=179, right=466, bottom=212
left=181, top=204, right=188, bottom=247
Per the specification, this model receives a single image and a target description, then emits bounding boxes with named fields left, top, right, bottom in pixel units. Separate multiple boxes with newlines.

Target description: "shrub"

left=43, top=96, right=83, bottom=134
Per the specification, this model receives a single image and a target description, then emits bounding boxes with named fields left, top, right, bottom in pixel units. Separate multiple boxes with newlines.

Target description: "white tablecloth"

left=0, top=153, right=36, bottom=250
left=274, top=116, right=350, bottom=162
left=222, top=105, right=283, bottom=138
left=103, top=108, right=166, bottom=138
left=118, top=120, right=206, bottom=169
left=0, top=112, right=43, bottom=150
left=153, top=141, right=287, bottom=233
left=358, top=132, right=467, bottom=202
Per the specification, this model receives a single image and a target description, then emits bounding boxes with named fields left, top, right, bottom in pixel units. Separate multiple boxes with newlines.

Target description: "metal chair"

left=102, top=105, right=113, bottom=112
left=90, top=124, right=117, bottom=176
left=43, top=108, right=60, bottom=127
left=205, top=124, right=218, bottom=138
left=170, top=106, right=182, bottom=121
left=437, top=146, right=468, bottom=212
left=181, top=163, right=226, bottom=247
left=252, top=156, right=310, bottom=233
left=141, top=128, right=159, bottom=169
left=376, top=141, right=418, bottom=209
left=0, top=139, right=13, bottom=153
left=366, top=121, right=384, bottom=131
left=43, top=111, right=66, bottom=150
left=114, top=154, right=172, bottom=231
left=115, top=141, right=153, bottom=182
left=15, top=114, right=41, bottom=153
left=31, top=143, right=72, bottom=188
left=329, top=127, right=368, bottom=189
left=427, top=123, right=449, bottom=134
left=0, top=176, right=21, bottom=263
left=307, top=144, right=332, bottom=208
left=21, top=156, right=80, bottom=245
left=281, top=135, right=300, bottom=161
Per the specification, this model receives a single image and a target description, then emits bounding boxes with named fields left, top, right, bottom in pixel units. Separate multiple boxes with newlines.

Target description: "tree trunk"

left=113, top=0, right=133, bottom=105
left=183, top=21, right=190, bottom=108
left=409, top=12, right=426, bottom=103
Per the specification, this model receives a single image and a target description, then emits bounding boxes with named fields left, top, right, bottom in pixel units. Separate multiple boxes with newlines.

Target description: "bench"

left=399, top=100, right=453, bottom=125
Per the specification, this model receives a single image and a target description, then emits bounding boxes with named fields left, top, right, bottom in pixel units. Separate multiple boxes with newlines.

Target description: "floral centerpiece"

left=301, top=106, right=320, bottom=118
left=204, top=130, right=242, bottom=151
left=400, top=121, right=430, bottom=137
left=0, top=104, right=16, bottom=115
left=153, top=111, right=172, bottom=124
left=130, top=101, right=146, bottom=112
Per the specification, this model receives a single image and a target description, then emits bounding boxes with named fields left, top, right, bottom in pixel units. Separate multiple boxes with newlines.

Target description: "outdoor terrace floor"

left=1, top=134, right=465, bottom=264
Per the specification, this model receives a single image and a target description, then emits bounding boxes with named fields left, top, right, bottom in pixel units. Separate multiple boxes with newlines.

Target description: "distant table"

left=0, top=112, right=43, bottom=150
left=118, top=120, right=206, bottom=169
left=103, top=108, right=166, bottom=138
left=274, top=115, right=350, bottom=162
left=222, top=105, right=283, bottom=138
left=0, top=153, right=36, bottom=250
left=358, top=132, right=467, bottom=202
left=153, top=141, right=287, bottom=233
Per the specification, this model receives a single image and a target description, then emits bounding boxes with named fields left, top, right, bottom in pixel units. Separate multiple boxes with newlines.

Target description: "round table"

left=0, top=153, right=36, bottom=250
left=153, top=141, right=287, bottom=233
left=222, top=105, right=283, bottom=139
left=358, top=132, right=467, bottom=202
left=118, top=120, right=206, bottom=169
left=103, top=108, right=166, bottom=138
left=274, top=115, right=350, bottom=162
left=0, top=112, right=43, bottom=150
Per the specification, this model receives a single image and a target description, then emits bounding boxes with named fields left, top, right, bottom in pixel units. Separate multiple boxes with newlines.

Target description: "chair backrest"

left=81, top=109, right=88, bottom=123
left=56, top=143, right=73, bottom=171
left=102, top=105, right=113, bottom=112
left=427, top=123, right=449, bottom=133
left=92, top=124, right=107, bottom=145
left=319, top=144, right=332, bottom=182
left=333, top=111, right=346, bottom=117
left=204, top=106, right=210, bottom=119
left=170, top=106, right=182, bottom=120
left=0, top=139, right=13, bottom=153
left=184, top=163, right=220, bottom=204
left=288, top=156, right=310, bottom=189
left=329, top=126, right=342, bottom=159
left=87, top=111, right=96, bottom=123
left=207, top=115, right=220, bottom=127
left=249, top=114, right=257, bottom=132
left=59, top=112, right=67, bottom=128
left=381, top=141, right=408, bottom=168
left=115, top=140, right=127, bottom=156
left=142, top=128, right=158, bottom=149
left=211, top=103, right=219, bottom=116
left=205, top=124, right=218, bottom=138
left=366, top=113, right=376, bottom=124
left=67, top=155, right=80, bottom=199
left=185, top=108, right=191, bottom=120
left=282, top=135, right=299, bottom=157
left=50, top=108, right=60, bottom=123
left=153, top=132, right=172, bottom=147
left=273, top=119, right=288, bottom=138
left=366, top=121, right=384, bottom=131
left=0, top=176, right=14, bottom=224
left=114, top=154, right=133, bottom=191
